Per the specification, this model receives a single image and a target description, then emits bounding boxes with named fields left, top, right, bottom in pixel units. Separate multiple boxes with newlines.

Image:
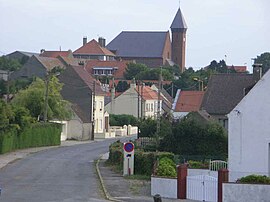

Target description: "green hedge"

left=0, top=123, right=61, bottom=154
left=238, top=175, right=270, bottom=184
left=108, top=141, right=174, bottom=176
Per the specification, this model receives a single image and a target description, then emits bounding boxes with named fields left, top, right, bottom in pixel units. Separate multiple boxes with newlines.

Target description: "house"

left=0, top=70, right=9, bottom=81
left=10, top=55, right=66, bottom=80
left=73, top=37, right=115, bottom=61
left=200, top=73, right=256, bottom=129
left=228, top=69, right=270, bottom=182
left=107, top=8, right=187, bottom=72
left=85, top=60, right=129, bottom=79
left=105, top=80, right=163, bottom=119
left=40, top=50, right=73, bottom=58
left=227, top=65, right=247, bottom=73
left=6, top=50, right=39, bottom=62
left=172, top=90, right=204, bottom=120
left=59, top=65, right=109, bottom=140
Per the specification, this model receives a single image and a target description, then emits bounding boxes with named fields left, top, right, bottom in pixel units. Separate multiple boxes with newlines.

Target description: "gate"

left=187, top=175, right=217, bottom=202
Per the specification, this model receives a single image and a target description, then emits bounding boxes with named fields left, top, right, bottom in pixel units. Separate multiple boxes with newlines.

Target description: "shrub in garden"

left=187, top=160, right=208, bottom=169
left=238, top=175, right=270, bottom=184
left=156, top=157, right=177, bottom=177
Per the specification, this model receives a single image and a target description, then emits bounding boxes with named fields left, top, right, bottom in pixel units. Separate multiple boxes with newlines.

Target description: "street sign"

left=124, top=142, right=134, bottom=153
left=123, top=142, right=134, bottom=176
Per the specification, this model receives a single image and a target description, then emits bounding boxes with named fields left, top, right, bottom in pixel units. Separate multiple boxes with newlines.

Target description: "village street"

left=0, top=138, right=132, bottom=202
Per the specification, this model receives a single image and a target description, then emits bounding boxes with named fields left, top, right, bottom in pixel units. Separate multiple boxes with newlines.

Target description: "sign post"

left=123, top=142, right=134, bottom=176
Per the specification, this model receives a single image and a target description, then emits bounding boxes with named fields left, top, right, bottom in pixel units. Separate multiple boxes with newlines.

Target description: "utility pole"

left=44, top=73, right=50, bottom=122
left=137, top=80, right=140, bottom=119
left=6, top=70, right=10, bottom=103
left=91, top=80, right=96, bottom=141
left=156, top=68, right=162, bottom=149
left=141, top=82, right=144, bottom=119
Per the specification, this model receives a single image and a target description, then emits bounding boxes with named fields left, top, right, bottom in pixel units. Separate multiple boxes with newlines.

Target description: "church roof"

left=106, top=31, right=169, bottom=58
left=170, top=8, right=187, bottom=30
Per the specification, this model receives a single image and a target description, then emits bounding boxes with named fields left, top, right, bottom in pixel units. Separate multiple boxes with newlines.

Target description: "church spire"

left=170, top=8, right=187, bottom=30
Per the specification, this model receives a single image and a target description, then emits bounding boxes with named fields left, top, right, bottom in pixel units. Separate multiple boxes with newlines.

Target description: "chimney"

left=83, top=36, right=87, bottom=46
left=98, top=37, right=106, bottom=47
left=253, top=63, right=263, bottom=82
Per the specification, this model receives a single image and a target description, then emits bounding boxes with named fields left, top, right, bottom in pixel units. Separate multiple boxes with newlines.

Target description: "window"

left=100, top=101, right=103, bottom=111
left=151, top=103, right=154, bottom=112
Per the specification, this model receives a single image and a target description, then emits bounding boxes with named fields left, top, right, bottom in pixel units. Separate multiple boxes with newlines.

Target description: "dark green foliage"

left=0, top=123, right=61, bottom=154
left=109, top=114, right=138, bottom=126
left=254, top=52, right=270, bottom=74
left=0, top=100, right=14, bottom=130
left=124, top=63, right=173, bottom=81
left=238, top=175, right=270, bottom=184
left=0, top=56, right=22, bottom=71
left=108, top=141, right=175, bottom=176
left=138, top=118, right=156, bottom=137
left=160, top=118, right=228, bottom=159
left=187, top=160, right=208, bottom=169
left=157, top=157, right=177, bottom=177
left=116, top=80, right=129, bottom=92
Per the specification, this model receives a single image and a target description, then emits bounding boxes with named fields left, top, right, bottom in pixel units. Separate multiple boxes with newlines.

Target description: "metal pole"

left=44, top=73, right=49, bottom=122
left=91, top=81, right=96, bottom=140
left=6, top=70, right=10, bottom=103
left=137, top=80, right=140, bottom=119
left=141, top=82, right=143, bottom=119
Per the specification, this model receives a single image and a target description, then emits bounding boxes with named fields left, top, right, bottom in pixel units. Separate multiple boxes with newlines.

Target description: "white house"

left=105, top=80, right=162, bottom=119
left=228, top=69, right=270, bottom=182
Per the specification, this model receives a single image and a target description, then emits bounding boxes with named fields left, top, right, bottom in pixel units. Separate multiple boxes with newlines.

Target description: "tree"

left=124, top=63, right=148, bottom=80
left=116, top=80, right=129, bottom=92
left=0, top=56, right=22, bottom=71
left=12, top=77, right=71, bottom=121
left=254, top=52, right=270, bottom=74
left=159, top=118, right=227, bottom=158
left=0, top=100, right=14, bottom=130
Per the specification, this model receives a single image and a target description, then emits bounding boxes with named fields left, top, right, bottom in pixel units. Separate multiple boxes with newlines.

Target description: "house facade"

left=73, top=38, right=115, bottom=61
left=228, top=69, right=270, bottom=181
left=105, top=81, right=162, bottom=119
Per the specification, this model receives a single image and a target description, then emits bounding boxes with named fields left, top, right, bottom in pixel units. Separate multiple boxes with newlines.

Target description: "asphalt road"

left=0, top=137, right=133, bottom=202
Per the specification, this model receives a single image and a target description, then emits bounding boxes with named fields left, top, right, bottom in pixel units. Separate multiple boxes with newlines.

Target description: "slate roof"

left=85, top=60, right=129, bottom=79
left=74, top=39, right=115, bottom=56
left=71, top=65, right=105, bottom=96
left=175, top=91, right=204, bottom=112
left=201, top=74, right=256, bottom=115
left=40, top=50, right=72, bottom=58
left=106, top=31, right=169, bottom=58
left=14, top=51, right=39, bottom=57
left=170, top=8, right=187, bottom=30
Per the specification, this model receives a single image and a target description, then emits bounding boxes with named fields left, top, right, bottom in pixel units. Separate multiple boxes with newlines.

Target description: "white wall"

left=228, top=70, right=270, bottom=181
left=105, top=85, right=139, bottom=118
left=151, top=177, right=177, bottom=199
left=223, top=183, right=270, bottom=202
left=94, top=95, right=105, bottom=134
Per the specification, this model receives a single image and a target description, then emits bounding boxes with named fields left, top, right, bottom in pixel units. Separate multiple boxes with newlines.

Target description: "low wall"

left=151, top=176, right=177, bottom=199
left=223, top=183, right=270, bottom=202
left=188, top=169, right=218, bottom=178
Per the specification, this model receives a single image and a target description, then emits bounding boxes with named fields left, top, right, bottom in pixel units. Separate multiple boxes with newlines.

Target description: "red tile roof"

left=136, top=86, right=158, bottom=100
left=175, top=91, right=205, bottom=112
left=108, top=79, right=172, bottom=87
left=35, top=56, right=65, bottom=71
left=227, top=65, right=247, bottom=73
left=74, top=39, right=115, bottom=56
left=40, top=50, right=72, bottom=58
left=85, top=60, right=129, bottom=79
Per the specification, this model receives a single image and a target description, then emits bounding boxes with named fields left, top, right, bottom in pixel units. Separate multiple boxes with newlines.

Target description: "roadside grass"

left=93, top=159, right=106, bottom=199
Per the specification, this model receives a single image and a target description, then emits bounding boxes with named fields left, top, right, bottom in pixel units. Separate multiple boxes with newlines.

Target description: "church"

left=106, top=8, right=187, bottom=73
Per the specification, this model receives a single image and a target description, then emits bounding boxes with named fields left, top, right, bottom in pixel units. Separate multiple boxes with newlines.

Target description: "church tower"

left=170, top=8, right=187, bottom=73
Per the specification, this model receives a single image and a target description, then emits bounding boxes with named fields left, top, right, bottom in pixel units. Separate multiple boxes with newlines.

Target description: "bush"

left=188, top=160, right=208, bottom=169
left=107, top=141, right=175, bottom=176
left=0, top=123, right=61, bottom=154
left=238, top=175, right=270, bottom=184
left=109, top=114, right=138, bottom=126
left=156, top=157, right=177, bottom=177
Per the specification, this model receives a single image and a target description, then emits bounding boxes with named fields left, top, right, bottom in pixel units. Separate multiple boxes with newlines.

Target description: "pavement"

left=0, top=139, right=196, bottom=202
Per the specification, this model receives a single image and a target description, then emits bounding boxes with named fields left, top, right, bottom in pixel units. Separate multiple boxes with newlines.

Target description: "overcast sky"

left=0, top=0, right=269, bottom=71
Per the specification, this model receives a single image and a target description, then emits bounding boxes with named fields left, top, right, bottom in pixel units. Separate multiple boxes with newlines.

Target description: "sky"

left=0, top=0, right=269, bottom=71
